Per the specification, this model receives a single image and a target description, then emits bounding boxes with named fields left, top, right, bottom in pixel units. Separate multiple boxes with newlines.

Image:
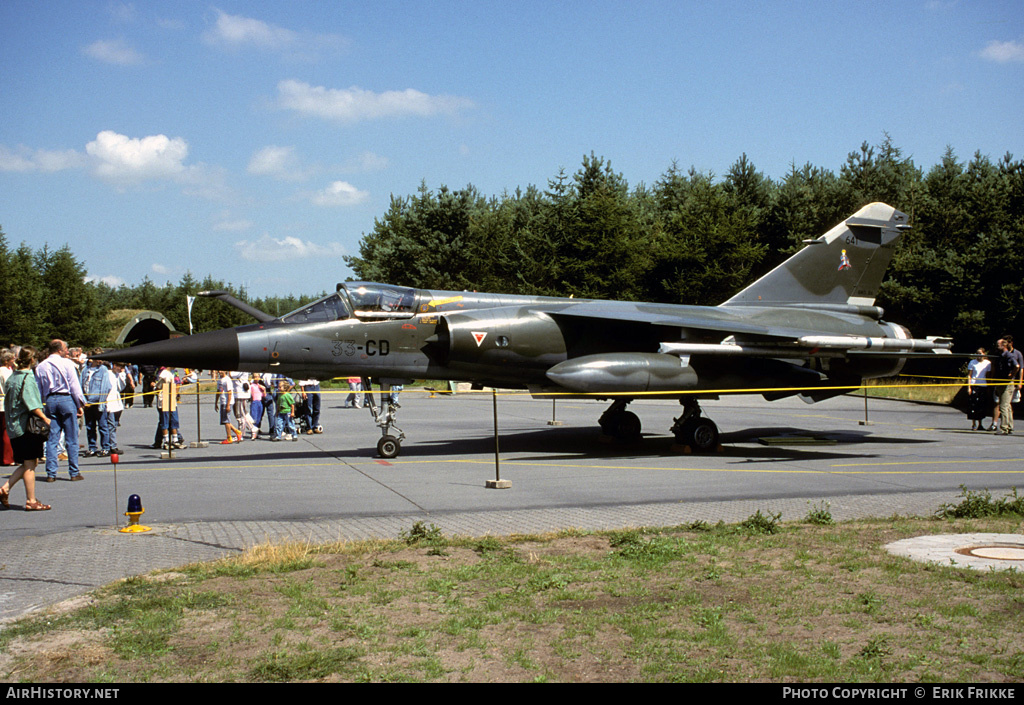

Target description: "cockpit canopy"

left=343, top=282, right=419, bottom=319
left=280, top=292, right=351, bottom=324
left=278, top=282, right=419, bottom=324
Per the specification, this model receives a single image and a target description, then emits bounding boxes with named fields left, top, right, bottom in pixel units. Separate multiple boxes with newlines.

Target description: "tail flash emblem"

left=471, top=331, right=488, bottom=347
left=838, top=249, right=852, bottom=271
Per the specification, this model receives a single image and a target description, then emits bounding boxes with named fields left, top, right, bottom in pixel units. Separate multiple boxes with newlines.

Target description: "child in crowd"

left=275, top=381, right=297, bottom=441
left=249, top=374, right=265, bottom=440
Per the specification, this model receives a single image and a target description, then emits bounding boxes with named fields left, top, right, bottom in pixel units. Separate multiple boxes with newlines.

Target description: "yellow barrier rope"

left=82, top=374, right=1009, bottom=407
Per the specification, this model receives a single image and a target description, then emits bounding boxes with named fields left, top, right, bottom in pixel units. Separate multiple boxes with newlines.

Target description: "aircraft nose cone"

left=100, top=327, right=240, bottom=371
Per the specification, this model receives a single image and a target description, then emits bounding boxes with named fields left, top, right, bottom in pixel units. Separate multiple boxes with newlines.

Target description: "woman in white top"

left=104, top=363, right=126, bottom=454
left=967, top=348, right=991, bottom=430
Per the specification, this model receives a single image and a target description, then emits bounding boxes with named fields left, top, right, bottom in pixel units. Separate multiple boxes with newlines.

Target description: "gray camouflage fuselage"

left=107, top=202, right=950, bottom=454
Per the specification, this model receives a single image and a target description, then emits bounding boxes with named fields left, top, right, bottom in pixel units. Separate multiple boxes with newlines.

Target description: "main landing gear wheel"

left=599, top=400, right=642, bottom=442
left=675, top=417, right=719, bottom=452
left=609, top=410, right=642, bottom=442
left=377, top=435, right=401, bottom=459
left=671, top=398, right=720, bottom=453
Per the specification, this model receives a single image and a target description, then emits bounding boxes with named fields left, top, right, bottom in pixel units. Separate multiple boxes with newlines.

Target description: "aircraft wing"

left=543, top=304, right=951, bottom=356
left=544, top=304, right=810, bottom=340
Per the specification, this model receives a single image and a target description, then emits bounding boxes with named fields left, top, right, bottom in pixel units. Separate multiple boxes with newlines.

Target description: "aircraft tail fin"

left=199, top=290, right=275, bottom=323
left=722, top=202, right=908, bottom=309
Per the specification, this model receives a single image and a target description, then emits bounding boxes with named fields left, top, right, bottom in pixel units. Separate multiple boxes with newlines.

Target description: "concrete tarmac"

left=2, top=387, right=1022, bottom=624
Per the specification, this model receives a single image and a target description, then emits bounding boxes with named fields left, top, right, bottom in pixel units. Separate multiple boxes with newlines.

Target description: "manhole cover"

left=885, top=533, right=1024, bottom=571
left=956, top=545, right=1024, bottom=560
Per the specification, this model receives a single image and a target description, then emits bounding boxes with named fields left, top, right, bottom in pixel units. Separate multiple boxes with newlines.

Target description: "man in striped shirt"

left=34, top=339, right=86, bottom=482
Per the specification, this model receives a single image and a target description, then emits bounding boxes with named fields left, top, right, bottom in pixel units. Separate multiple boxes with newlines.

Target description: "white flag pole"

left=186, top=295, right=195, bottom=335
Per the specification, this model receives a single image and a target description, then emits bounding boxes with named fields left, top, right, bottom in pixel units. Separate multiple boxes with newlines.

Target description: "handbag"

left=8, top=371, right=50, bottom=437
left=27, top=414, right=50, bottom=437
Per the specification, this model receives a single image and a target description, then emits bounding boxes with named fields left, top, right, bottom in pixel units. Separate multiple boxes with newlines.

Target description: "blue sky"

left=2, top=1, right=1022, bottom=297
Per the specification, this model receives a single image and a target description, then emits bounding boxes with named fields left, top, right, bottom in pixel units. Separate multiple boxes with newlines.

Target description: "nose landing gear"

left=363, top=377, right=406, bottom=459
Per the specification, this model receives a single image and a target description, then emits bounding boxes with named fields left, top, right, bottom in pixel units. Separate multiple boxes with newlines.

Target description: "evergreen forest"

left=3, top=138, right=1022, bottom=354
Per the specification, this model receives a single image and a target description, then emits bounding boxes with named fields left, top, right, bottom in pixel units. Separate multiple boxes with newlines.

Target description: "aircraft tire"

left=611, top=411, right=642, bottom=442
left=377, top=435, right=401, bottom=459
left=676, top=418, right=719, bottom=452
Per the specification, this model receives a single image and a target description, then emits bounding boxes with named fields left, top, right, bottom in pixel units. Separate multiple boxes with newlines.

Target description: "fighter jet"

left=107, top=202, right=950, bottom=458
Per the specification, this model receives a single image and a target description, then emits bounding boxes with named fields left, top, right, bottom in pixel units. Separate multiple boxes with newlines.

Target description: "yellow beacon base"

left=120, top=509, right=152, bottom=533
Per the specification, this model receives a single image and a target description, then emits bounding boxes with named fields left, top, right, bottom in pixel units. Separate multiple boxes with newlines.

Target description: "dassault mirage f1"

left=108, top=202, right=950, bottom=458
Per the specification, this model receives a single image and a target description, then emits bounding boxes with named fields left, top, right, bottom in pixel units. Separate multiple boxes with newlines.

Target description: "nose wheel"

left=364, top=377, right=406, bottom=458
left=377, top=434, right=401, bottom=459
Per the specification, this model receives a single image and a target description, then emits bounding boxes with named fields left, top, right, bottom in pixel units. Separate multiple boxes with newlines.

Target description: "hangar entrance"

left=110, top=310, right=180, bottom=347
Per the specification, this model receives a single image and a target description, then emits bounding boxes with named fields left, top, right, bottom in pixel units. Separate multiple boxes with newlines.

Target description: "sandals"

left=0, top=486, right=9, bottom=508
left=25, top=500, right=51, bottom=512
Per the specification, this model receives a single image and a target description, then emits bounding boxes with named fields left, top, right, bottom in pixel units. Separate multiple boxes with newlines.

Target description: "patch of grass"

left=608, top=530, right=688, bottom=566
left=4, top=514, right=1024, bottom=682
left=936, top=485, right=1024, bottom=519
left=739, top=509, right=782, bottom=535
left=857, top=591, right=885, bottom=615
left=805, top=500, right=834, bottom=526
left=400, top=521, right=444, bottom=545
left=473, top=536, right=503, bottom=554
left=184, top=541, right=320, bottom=580
left=249, top=644, right=364, bottom=681
left=858, top=635, right=892, bottom=660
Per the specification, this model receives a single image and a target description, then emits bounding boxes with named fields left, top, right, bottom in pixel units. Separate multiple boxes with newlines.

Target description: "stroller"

left=292, top=393, right=311, bottom=435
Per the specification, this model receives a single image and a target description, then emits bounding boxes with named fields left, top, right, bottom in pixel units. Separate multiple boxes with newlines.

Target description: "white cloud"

left=247, top=145, right=311, bottom=181
left=0, top=145, right=85, bottom=172
left=203, top=9, right=346, bottom=58
left=342, top=151, right=389, bottom=173
left=83, top=39, right=144, bottom=65
left=309, top=180, right=370, bottom=207
left=151, top=263, right=170, bottom=274
left=248, top=147, right=387, bottom=182
left=205, top=9, right=297, bottom=49
left=86, top=130, right=188, bottom=184
left=107, top=2, right=137, bottom=24
left=234, top=235, right=345, bottom=262
left=85, top=274, right=126, bottom=288
left=156, top=17, right=186, bottom=30
left=979, top=39, right=1024, bottom=63
left=3, top=132, right=227, bottom=199
left=277, top=80, right=475, bottom=123
left=177, top=163, right=232, bottom=201
left=0, top=147, right=34, bottom=172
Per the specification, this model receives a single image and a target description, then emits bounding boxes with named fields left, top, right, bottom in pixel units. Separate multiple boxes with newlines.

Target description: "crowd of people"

left=211, top=370, right=325, bottom=443
left=1, top=339, right=146, bottom=512
left=0, top=338, right=362, bottom=513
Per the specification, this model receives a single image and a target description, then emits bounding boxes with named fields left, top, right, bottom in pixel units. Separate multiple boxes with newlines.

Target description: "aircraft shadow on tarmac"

left=396, top=424, right=934, bottom=463
left=112, top=422, right=935, bottom=467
